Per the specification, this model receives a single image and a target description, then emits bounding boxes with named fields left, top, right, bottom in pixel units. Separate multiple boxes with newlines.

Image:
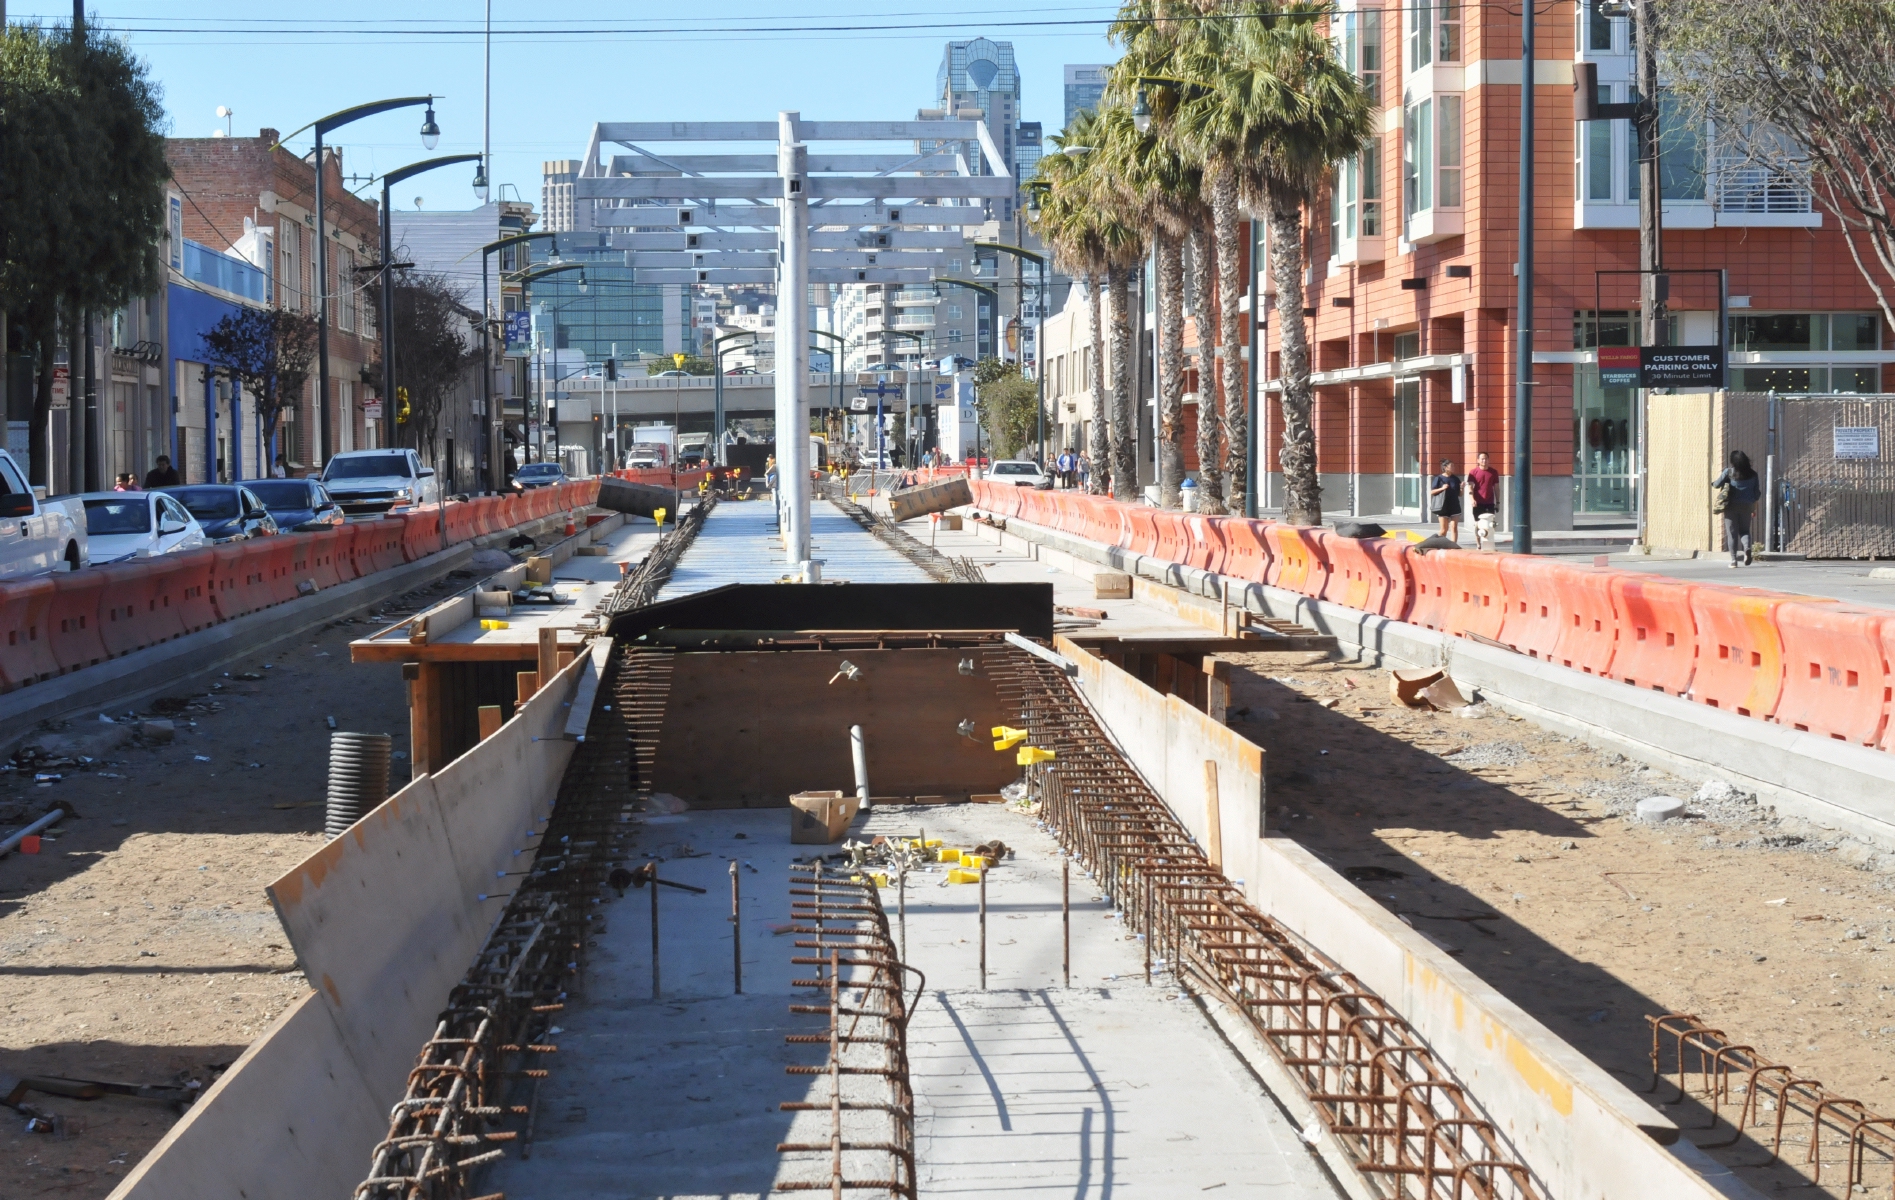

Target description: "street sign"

left=1640, top=346, right=1724, bottom=389
left=504, top=311, right=531, bottom=356
left=1597, top=346, right=1642, bottom=387
left=1834, top=426, right=1881, bottom=460
left=364, top=401, right=384, bottom=420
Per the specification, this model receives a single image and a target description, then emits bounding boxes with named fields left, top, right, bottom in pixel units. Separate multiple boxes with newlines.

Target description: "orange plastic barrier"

left=1686, top=586, right=1807, bottom=718
left=444, top=501, right=478, bottom=545
left=302, top=528, right=347, bottom=590
left=131, top=553, right=201, bottom=643
left=360, top=520, right=408, bottom=575
left=1221, top=519, right=1275, bottom=585
left=1549, top=566, right=1621, bottom=677
left=208, top=541, right=276, bottom=622
left=97, top=561, right=162, bottom=658
left=1152, top=511, right=1190, bottom=565
left=1402, top=546, right=1450, bottom=629
left=1182, top=516, right=1228, bottom=575
left=1264, top=525, right=1328, bottom=596
left=402, top=511, right=445, bottom=562
left=1496, top=556, right=1573, bottom=662
left=1771, top=602, right=1892, bottom=745
left=1441, top=550, right=1507, bottom=641
left=0, top=577, right=61, bottom=688
left=1126, top=507, right=1160, bottom=557
left=46, top=568, right=113, bottom=674
left=256, top=534, right=302, bottom=606
left=1607, top=575, right=1697, bottom=695
left=1318, top=532, right=1409, bottom=617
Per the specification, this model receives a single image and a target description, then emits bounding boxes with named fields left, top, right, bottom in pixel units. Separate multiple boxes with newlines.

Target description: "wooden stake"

left=1204, top=760, right=1224, bottom=871
left=978, top=866, right=988, bottom=990
left=729, top=860, right=742, bottom=995
left=537, top=626, right=558, bottom=686
left=477, top=705, right=503, bottom=741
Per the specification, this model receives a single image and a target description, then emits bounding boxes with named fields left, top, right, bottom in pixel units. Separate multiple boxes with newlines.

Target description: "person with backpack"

left=1712, top=450, right=1762, bottom=567
left=1429, top=458, right=1463, bottom=544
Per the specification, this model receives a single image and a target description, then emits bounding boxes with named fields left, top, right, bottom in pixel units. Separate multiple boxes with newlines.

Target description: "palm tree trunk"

left=28, top=308, right=57, bottom=488
left=1085, top=271, right=1110, bottom=495
left=1155, top=229, right=1186, bottom=508
left=1210, top=162, right=1244, bottom=517
left=1107, top=268, right=1137, bottom=501
left=1188, top=216, right=1215, bottom=499
left=1268, top=193, right=1321, bottom=526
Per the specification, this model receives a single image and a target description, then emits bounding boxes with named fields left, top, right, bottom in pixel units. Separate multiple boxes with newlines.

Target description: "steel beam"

left=590, top=203, right=993, bottom=228
left=578, top=176, right=1012, bottom=201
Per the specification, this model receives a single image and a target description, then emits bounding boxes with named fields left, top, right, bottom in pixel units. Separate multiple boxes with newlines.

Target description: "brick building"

left=167, top=131, right=383, bottom=472
left=1240, top=0, right=1889, bottom=529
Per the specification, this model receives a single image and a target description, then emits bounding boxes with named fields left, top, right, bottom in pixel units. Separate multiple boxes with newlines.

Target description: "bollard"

left=849, top=724, right=871, bottom=812
left=730, top=860, right=742, bottom=995
left=1062, top=856, right=1071, bottom=989
left=978, top=866, right=988, bottom=990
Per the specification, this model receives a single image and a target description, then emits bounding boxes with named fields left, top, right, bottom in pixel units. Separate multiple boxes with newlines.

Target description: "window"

left=1573, top=310, right=1636, bottom=349
left=1730, top=313, right=1881, bottom=352
left=949, top=329, right=964, bottom=343
left=1586, top=0, right=1617, bottom=51
left=337, top=247, right=355, bottom=332
left=168, top=196, right=183, bottom=270
left=1436, top=0, right=1461, bottom=62
left=1334, top=141, right=1383, bottom=241
left=947, top=304, right=963, bottom=320
left=1658, top=92, right=1705, bottom=201
left=1437, top=96, right=1463, bottom=207
left=1404, top=98, right=1433, bottom=216
left=1339, top=8, right=1383, bottom=105
left=1408, top=0, right=1432, bottom=71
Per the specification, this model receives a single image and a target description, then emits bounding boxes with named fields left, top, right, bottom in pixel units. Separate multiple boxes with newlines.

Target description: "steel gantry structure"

left=571, top=112, right=1012, bottom=568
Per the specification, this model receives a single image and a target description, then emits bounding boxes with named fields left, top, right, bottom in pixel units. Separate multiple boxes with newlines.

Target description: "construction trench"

left=77, top=491, right=1894, bottom=1200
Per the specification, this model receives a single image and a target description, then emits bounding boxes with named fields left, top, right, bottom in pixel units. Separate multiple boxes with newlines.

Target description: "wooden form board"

left=647, top=647, right=1019, bottom=806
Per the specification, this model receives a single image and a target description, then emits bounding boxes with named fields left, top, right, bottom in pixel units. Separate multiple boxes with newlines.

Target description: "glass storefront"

left=1573, top=366, right=1635, bottom=513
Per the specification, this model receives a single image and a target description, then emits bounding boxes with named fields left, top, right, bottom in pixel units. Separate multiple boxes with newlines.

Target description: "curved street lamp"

left=374, top=153, right=482, bottom=450
left=276, top=95, right=442, bottom=467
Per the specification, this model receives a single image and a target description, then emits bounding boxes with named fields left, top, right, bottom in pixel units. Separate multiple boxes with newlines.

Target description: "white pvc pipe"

left=850, top=725, right=871, bottom=811
left=0, top=807, right=67, bottom=858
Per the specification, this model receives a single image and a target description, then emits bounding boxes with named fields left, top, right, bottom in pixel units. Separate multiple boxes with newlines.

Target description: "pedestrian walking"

left=1077, top=454, right=1091, bottom=492
left=112, top=472, right=136, bottom=491
left=1429, top=459, right=1463, bottom=543
left=1055, top=448, right=1077, bottom=488
left=142, top=455, right=180, bottom=488
left=1712, top=450, right=1762, bottom=567
left=1467, top=451, right=1500, bottom=551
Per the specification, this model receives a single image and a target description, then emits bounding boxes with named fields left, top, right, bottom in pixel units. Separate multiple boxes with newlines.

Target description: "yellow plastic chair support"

left=991, top=725, right=1028, bottom=751
left=1016, top=746, right=1057, bottom=766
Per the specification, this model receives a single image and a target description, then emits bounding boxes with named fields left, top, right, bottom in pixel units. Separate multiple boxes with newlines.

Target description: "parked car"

left=244, top=478, right=345, bottom=532
left=158, top=484, right=279, bottom=542
left=318, top=449, right=439, bottom=517
left=989, top=459, right=1051, bottom=488
left=513, top=462, right=568, bottom=490
left=0, top=448, right=88, bottom=578
left=77, top=491, right=207, bottom=561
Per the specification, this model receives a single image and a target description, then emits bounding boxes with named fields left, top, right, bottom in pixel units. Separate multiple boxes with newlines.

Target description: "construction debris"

left=1389, top=667, right=1444, bottom=707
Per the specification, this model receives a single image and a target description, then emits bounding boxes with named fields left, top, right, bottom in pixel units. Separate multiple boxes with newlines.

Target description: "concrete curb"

left=965, top=511, right=1895, bottom=852
left=0, top=510, right=576, bottom=755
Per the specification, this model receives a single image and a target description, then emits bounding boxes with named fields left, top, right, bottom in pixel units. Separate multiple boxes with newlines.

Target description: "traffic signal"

left=605, top=358, right=617, bottom=381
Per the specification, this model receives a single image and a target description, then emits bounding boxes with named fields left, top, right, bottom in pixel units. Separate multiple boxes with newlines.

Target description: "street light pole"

left=281, top=96, right=439, bottom=471
left=477, top=232, right=559, bottom=491
left=377, top=153, right=481, bottom=450
left=1512, top=4, right=1535, bottom=554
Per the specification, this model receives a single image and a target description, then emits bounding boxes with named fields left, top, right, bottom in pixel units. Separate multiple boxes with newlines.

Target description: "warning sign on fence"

left=1833, top=425, right=1881, bottom=460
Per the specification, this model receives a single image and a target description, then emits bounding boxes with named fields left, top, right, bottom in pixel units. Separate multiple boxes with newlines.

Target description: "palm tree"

left=1030, top=116, right=1113, bottom=495
left=1086, top=107, right=1151, bottom=503
left=1094, top=94, right=1201, bottom=508
left=1107, top=8, right=1208, bottom=510
left=1168, top=1, right=1372, bottom=523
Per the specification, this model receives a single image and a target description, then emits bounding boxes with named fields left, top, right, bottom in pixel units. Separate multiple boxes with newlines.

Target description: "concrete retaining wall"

left=1057, top=639, right=1758, bottom=1199
left=107, top=648, right=591, bottom=1200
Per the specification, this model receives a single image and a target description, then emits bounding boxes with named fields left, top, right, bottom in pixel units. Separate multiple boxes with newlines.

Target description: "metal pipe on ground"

left=0, top=804, right=73, bottom=858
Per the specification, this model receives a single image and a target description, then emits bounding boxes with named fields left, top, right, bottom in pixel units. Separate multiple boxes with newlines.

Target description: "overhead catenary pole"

left=776, top=112, right=811, bottom=567
left=1246, top=215, right=1262, bottom=518
left=1512, top=0, right=1536, bottom=554
left=1634, top=0, right=1664, bottom=550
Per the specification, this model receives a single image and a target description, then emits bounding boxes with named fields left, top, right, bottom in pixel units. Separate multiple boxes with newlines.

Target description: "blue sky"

left=16, top=3, right=1121, bottom=213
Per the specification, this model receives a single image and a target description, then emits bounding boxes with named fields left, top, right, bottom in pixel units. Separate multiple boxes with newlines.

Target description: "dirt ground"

left=0, top=572, right=469, bottom=1199
left=1224, top=649, right=1895, bottom=1197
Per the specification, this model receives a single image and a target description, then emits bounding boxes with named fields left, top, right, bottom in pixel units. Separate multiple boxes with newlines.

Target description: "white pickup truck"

left=0, top=448, right=89, bottom=578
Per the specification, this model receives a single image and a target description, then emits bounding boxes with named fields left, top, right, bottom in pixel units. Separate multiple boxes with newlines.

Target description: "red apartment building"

left=1241, top=0, right=1885, bottom=529
left=167, top=132, right=383, bottom=470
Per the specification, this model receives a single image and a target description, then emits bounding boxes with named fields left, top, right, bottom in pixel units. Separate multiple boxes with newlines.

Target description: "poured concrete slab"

left=486, top=804, right=1341, bottom=1199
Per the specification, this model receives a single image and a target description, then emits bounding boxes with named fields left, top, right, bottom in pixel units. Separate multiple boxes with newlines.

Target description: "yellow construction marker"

left=946, top=868, right=983, bottom=884
left=936, top=847, right=964, bottom=863
left=480, top=619, right=511, bottom=631
left=991, top=725, right=1028, bottom=751
left=1016, top=746, right=1056, bottom=766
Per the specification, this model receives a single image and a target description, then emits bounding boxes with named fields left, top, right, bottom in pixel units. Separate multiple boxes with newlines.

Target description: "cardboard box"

left=1094, top=571, right=1133, bottom=599
left=938, top=513, right=963, bottom=531
left=789, top=790, right=860, bottom=844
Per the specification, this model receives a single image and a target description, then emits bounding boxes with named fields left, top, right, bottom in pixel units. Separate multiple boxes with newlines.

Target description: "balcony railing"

left=1714, top=162, right=1813, bottom=214
left=891, top=290, right=941, bottom=306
